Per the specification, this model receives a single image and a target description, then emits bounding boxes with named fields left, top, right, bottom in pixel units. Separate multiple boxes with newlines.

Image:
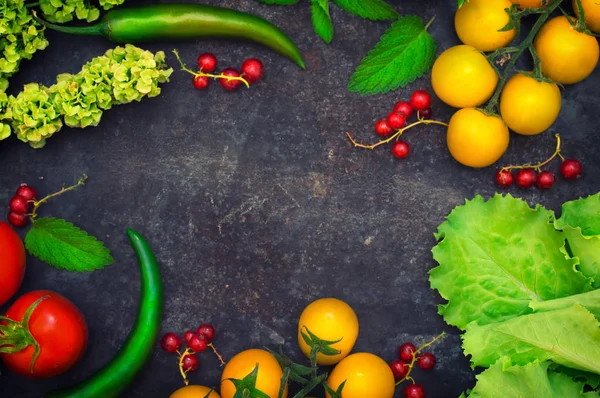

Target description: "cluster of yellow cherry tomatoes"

left=431, top=0, right=599, bottom=169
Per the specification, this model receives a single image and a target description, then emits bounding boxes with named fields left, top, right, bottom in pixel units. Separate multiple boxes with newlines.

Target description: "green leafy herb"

left=25, top=217, right=113, bottom=272
left=332, top=0, right=398, bottom=21
left=348, top=16, right=437, bottom=95
left=311, top=0, right=334, bottom=44
left=256, top=0, right=301, bottom=4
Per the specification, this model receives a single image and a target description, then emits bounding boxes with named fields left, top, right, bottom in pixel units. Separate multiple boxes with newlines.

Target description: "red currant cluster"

left=173, top=50, right=264, bottom=92
left=159, top=323, right=224, bottom=385
left=495, top=134, right=583, bottom=190
left=389, top=333, right=445, bottom=398
left=7, top=184, right=36, bottom=228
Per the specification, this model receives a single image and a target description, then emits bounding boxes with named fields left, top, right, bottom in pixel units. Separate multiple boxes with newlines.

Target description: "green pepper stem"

left=31, top=10, right=103, bottom=36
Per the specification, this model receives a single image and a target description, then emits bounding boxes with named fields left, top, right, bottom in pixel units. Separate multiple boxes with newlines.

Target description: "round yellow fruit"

left=510, top=0, right=547, bottom=9
left=534, top=15, right=599, bottom=84
left=447, top=108, right=510, bottom=168
left=455, top=0, right=517, bottom=52
left=220, top=349, right=287, bottom=398
left=573, top=0, right=600, bottom=33
left=500, top=73, right=561, bottom=135
left=170, top=385, right=221, bottom=398
left=431, top=45, right=498, bottom=108
left=297, top=298, right=358, bottom=366
left=326, top=353, right=396, bottom=398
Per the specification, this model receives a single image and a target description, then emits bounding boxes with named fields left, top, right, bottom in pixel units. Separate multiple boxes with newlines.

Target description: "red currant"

left=188, top=334, right=208, bottom=353
left=15, top=184, right=36, bottom=202
left=193, top=75, right=209, bottom=90
left=536, top=171, right=556, bottom=190
left=241, top=58, right=264, bottom=84
left=197, top=53, right=217, bottom=73
left=418, top=108, right=432, bottom=120
left=515, top=169, right=537, bottom=189
left=393, top=101, right=413, bottom=118
left=159, top=332, right=182, bottom=353
left=404, top=384, right=425, bottom=398
left=387, top=112, right=406, bottom=130
left=495, top=169, right=514, bottom=188
left=197, top=324, right=215, bottom=342
left=417, top=352, right=436, bottom=370
left=184, top=330, right=196, bottom=344
left=410, top=90, right=431, bottom=110
left=390, top=359, right=409, bottom=379
left=399, top=342, right=417, bottom=361
left=181, top=353, right=199, bottom=372
left=392, top=141, right=410, bottom=159
left=560, top=159, right=583, bottom=180
left=219, top=68, right=243, bottom=91
left=375, top=120, right=393, bottom=137
left=7, top=212, right=28, bottom=228
left=9, top=196, right=29, bottom=215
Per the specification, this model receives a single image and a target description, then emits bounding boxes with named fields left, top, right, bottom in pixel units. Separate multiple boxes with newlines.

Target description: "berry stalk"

left=172, top=49, right=250, bottom=88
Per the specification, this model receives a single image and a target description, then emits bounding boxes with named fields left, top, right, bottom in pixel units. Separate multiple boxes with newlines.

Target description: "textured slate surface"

left=1, top=0, right=599, bottom=397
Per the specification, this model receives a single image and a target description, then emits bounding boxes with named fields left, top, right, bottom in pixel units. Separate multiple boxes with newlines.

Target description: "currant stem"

left=501, top=133, right=562, bottom=172
left=172, top=49, right=250, bottom=88
left=395, top=332, right=446, bottom=387
left=208, top=343, right=226, bottom=366
left=30, top=174, right=88, bottom=221
left=347, top=119, right=449, bottom=150
left=484, top=0, right=563, bottom=113
left=178, top=348, right=192, bottom=386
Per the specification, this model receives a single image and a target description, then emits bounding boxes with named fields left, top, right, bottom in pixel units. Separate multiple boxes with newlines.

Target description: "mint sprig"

left=348, top=15, right=437, bottom=95
left=311, top=0, right=334, bottom=43
left=333, top=0, right=398, bottom=20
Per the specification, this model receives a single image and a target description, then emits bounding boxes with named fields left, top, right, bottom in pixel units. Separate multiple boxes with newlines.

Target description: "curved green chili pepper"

left=34, top=3, right=305, bottom=69
left=46, top=229, right=163, bottom=398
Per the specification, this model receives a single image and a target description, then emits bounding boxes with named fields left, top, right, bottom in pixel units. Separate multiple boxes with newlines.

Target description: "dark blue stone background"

left=1, top=0, right=599, bottom=397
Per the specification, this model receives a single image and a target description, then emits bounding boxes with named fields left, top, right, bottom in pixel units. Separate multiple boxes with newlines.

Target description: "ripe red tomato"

left=1, top=290, right=88, bottom=378
left=0, top=221, right=26, bottom=306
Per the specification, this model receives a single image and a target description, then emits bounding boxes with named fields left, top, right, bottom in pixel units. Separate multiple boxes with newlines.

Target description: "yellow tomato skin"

left=220, top=349, right=287, bottom=398
left=534, top=16, right=599, bottom=84
left=447, top=108, right=510, bottom=168
left=431, top=45, right=498, bottom=109
left=510, top=0, right=546, bottom=8
left=574, top=0, right=600, bottom=33
left=297, top=298, right=358, bottom=366
left=455, top=0, right=517, bottom=52
left=500, top=73, right=561, bottom=135
left=170, top=385, right=221, bottom=398
left=326, top=353, right=395, bottom=398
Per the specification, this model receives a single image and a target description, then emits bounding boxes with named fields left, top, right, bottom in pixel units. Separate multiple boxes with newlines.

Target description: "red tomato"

left=1, top=290, right=88, bottom=378
left=0, top=221, right=26, bottom=306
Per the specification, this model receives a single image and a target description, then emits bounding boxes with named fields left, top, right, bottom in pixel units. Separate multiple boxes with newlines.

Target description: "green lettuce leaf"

left=551, top=364, right=600, bottom=390
left=465, top=359, right=598, bottom=398
left=429, top=194, right=592, bottom=330
left=462, top=305, right=600, bottom=374
left=528, top=289, right=600, bottom=320
left=561, top=226, right=600, bottom=289
left=556, top=192, right=600, bottom=236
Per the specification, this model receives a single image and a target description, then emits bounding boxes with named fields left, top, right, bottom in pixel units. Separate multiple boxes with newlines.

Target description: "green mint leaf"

left=429, top=194, right=592, bottom=330
left=466, top=358, right=597, bottom=398
left=255, top=0, right=301, bottom=4
left=462, top=305, right=600, bottom=373
left=332, top=0, right=398, bottom=21
left=348, top=16, right=437, bottom=95
left=556, top=192, right=600, bottom=236
left=311, top=0, right=334, bottom=44
left=25, top=217, right=113, bottom=272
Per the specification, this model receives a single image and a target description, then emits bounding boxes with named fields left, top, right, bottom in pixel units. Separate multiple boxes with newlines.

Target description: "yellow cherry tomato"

left=455, top=0, right=517, bottom=52
left=500, top=72, right=561, bottom=135
left=170, top=385, right=221, bottom=398
left=431, top=45, right=498, bottom=108
left=297, top=297, right=358, bottom=366
left=447, top=108, right=510, bottom=168
left=534, top=15, right=599, bottom=84
left=220, top=349, right=287, bottom=398
left=510, top=0, right=546, bottom=9
left=326, top=353, right=396, bottom=398
left=573, top=0, right=600, bottom=33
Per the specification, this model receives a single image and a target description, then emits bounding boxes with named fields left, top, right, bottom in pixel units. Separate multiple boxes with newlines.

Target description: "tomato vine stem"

left=484, top=0, right=563, bottom=114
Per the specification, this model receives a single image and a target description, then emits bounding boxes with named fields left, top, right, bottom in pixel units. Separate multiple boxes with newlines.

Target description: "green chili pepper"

left=34, top=3, right=305, bottom=69
left=46, top=229, right=163, bottom=398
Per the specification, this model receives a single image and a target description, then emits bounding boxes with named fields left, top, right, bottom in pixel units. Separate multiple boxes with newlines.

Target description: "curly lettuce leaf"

left=465, top=359, right=598, bottom=398
left=561, top=226, right=600, bottom=289
left=429, top=194, right=592, bottom=330
left=462, top=305, right=600, bottom=374
left=551, top=364, right=600, bottom=390
left=528, top=289, right=600, bottom=320
left=556, top=192, right=600, bottom=236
